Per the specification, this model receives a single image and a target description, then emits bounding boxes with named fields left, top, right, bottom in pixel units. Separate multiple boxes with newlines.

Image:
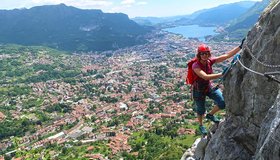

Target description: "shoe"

left=206, top=114, right=220, bottom=124
left=199, top=125, right=208, bottom=135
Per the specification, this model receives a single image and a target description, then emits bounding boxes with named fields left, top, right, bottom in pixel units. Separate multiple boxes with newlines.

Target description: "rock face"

left=204, top=1, right=280, bottom=159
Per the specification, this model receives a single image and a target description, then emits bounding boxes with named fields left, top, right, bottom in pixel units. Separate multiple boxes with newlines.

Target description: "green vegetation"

left=0, top=86, right=31, bottom=97
left=24, top=69, right=81, bottom=83
left=127, top=120, right=200, bottom=160
left=0, top=44, right=69, bottom=55
left=0, top=118, right=37, bottom=141
left=45, top=103, right=72, bottom=113
left=22, top=98, right=44, bottom=109
left=100, top=96, right=118, bottom=103
left=12, top=141, right=111, bottom=160
left=0, top=45, right=82, bottom=84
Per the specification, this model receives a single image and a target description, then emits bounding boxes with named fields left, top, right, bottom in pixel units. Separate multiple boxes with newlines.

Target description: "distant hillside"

left=212, top=0, right=270, bottom=41
left=133, top=1, right=256, bottom=27
left=226, top=0, right=270, bottom=31
left=132, top=16, right=180, bottom=26
left=0, top=4, right=152, bottom=52
left=175, top=1, right=256, bottom=26
left=132, top=10, right=207, bottom=27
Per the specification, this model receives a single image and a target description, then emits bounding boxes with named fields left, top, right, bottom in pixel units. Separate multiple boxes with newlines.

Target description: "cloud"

left=32, top=0, right=63, bottom=4
left=110, top=6, right=124, bottom=13
left=136, top=1, right=147, bottom=5
left=70, top=0, right=113, bottom=7
left=121, top=0, right=135, bottom=5
left=31, top=0, right=113, bottom=8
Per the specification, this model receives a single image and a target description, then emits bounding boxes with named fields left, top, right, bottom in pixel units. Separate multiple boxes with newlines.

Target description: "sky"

left=0, top=0, right=261, bottom=18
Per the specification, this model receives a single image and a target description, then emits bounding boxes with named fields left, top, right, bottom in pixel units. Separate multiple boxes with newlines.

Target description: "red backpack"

left=186, top=58, right=214, bottom=85
left=186, top=58, right=198, bottom=85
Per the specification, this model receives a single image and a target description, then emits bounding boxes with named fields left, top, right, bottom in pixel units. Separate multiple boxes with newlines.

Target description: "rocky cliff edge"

left=204, top=0, right=280, bottom=159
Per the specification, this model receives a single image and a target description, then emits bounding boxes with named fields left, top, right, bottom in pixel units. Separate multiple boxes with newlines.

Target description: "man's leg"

left=197, top=114, right=207, bottom=135
left=209, top=105, right=220, bottom=115
left=207, top=88, right=225, bottom=123
left=193, top=90, right=207, bottom=134
left=198, top=114, right=203, bottom=126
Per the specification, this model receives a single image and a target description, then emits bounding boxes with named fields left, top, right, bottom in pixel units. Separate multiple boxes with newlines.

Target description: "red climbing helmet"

left=196, top=44, right=211, bottom=59
left=197, top=44, right=210, bottom=53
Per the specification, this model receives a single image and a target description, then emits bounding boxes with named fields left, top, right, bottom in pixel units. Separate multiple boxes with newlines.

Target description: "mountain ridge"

left=226, top=0, right=270, bottom=31
left=0, top=3, right=152, bottom=52
left=211, top=0, right=271, bottom=41
left=132, top=1, right=256, bottom=27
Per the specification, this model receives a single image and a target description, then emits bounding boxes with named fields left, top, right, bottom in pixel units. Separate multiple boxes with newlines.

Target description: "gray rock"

left=194, top=137, right=208, bottom=160
left=204, top=1, right=280, bottom=159
left=255, top=92, right=280, bottom=160
left=181, top=137, right=208, bottom=160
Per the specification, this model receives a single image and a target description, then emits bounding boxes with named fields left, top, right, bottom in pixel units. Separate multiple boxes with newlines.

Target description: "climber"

left=189, top=38, right=245, bottom=135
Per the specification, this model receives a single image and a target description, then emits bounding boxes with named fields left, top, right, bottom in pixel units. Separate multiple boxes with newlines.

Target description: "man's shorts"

left=193, top=88, right=225, bottom=115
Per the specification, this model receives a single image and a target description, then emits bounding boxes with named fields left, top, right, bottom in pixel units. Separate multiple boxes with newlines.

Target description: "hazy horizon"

left=0, top=0, right=261, bottom=18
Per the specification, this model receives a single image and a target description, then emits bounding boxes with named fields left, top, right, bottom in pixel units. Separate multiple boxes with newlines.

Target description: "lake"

left=164, top=25, right=218, bottom=41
